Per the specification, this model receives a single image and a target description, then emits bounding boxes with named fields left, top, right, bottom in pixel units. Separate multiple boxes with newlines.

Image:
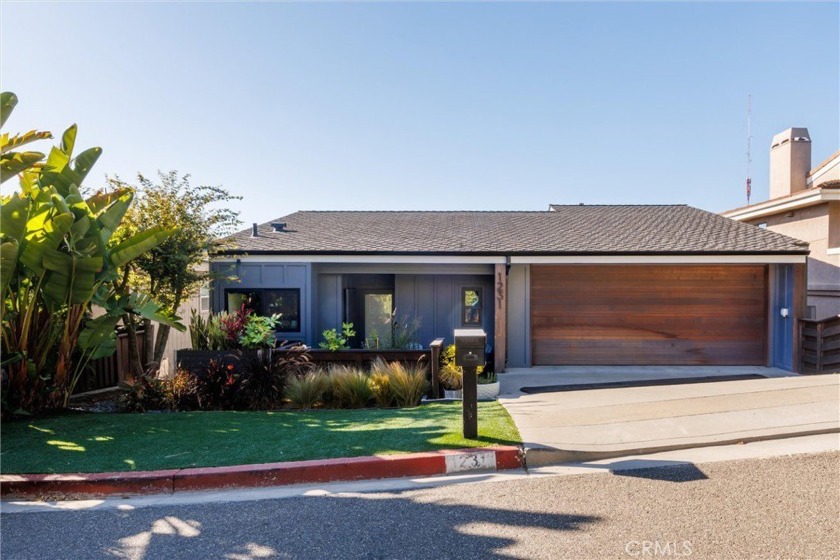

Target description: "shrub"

left=390, top=312, right=423, bottom=349
left=369, top=358, right=395, bottom=407
left=239, top=315, right=281, bottom=349
left=218, top=305, right=251, bottom=350
left=319, top=322, right=355, bottom=351
left=194, top=359, right=238, bottom=410
left=438, top=363, right=463, bottom=391
left=118, top=376, right=171, bottom=413
left=189, top=309, right=225, bottom=351
left=238, top=348, right=312, bottom=410
left=438, top=344, right=485, bottom=390
left=166, top=369, right=199, bottom=410
left=329, top=364, right=373, bottom=408
left=286, top=372, right=328, bottom=409
left=387, top=361, right=429, bottom=407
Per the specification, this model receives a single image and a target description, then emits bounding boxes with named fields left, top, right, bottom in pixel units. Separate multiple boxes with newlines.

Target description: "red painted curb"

left=0, top=469, right=179, bottom=500
left=1, top=446, right=524, bottom=500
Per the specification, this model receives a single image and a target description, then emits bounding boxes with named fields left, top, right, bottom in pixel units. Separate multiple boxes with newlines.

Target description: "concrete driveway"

left=498, top=367, right=840, bottom=466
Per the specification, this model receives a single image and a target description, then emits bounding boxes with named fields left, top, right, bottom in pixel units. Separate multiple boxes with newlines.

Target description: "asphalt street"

left=2, top=451, right=838, bottom=560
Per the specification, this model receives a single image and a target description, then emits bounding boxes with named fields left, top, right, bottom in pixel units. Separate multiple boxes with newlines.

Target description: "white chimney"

left=769, top=127, right=811, bottom=198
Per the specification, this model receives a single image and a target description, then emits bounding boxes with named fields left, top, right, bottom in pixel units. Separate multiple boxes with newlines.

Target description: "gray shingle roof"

left=221, top=205, right=808, bottom=255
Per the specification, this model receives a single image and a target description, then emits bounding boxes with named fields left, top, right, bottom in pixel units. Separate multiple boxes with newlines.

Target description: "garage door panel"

left=530, top=265, right=767, bottom=366
left=533, top=339, right=766, bottom=366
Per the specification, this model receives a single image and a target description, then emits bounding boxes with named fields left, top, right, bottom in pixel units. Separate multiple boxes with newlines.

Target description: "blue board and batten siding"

left=394, top=274, right=494, bottom=347
left=770, top=264, right=795, bottom=371
left=211, top=262, right=314, bottom=343
left=212, top=262, right=494, bottom=349
left=506, top=264, right=531, bottom=368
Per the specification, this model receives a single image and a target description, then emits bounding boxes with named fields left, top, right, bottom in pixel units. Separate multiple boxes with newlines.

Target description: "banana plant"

left=0, top=92, right=53, bottom=184
left=1, top=92, right=186, bottom=412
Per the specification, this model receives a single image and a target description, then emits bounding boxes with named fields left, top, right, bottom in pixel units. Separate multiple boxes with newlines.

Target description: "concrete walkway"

left=498, top=368, right=840, bottom=466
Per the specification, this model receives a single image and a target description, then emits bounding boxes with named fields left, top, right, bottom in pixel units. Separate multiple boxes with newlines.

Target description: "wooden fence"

left=74, top=329, right=146, bottom=394
left=799, top=315, right=840, bottom=374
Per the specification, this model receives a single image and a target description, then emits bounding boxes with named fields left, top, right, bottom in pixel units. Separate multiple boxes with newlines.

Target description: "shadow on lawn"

left=2, top=492, right=600, bottom=559
left=4, top=403, right=519, bottom=473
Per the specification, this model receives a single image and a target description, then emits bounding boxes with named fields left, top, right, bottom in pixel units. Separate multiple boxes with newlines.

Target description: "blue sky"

left=2, top=2, right=838, bottom=225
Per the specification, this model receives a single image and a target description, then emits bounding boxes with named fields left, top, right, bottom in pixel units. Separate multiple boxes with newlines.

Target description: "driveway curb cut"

left=522, top=427, right=840, bottom=467
left=0, top=446, right=524, bottom=500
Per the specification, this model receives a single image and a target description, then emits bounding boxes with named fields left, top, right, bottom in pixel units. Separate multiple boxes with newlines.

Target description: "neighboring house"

left=722, top=127, right=840, bottom=320
left=211, top=205, right=808, bottom=372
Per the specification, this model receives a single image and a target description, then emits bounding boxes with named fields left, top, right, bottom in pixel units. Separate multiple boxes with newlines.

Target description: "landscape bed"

left=1, top=402, right=521, bottom=474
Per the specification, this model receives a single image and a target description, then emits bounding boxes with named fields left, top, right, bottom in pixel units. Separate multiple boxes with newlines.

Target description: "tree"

left=0, top=92, right=184, bottom=413
left=109, top=171, right=241, bottom=371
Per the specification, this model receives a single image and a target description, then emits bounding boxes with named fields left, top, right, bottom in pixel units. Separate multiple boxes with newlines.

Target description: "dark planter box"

left=175, top=348, right=432, bottom=374
left=175, top=349, right=252, bottom=374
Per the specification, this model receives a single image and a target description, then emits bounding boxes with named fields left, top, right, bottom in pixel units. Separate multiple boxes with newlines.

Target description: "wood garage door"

left=531, top=265, right=767, bottom=366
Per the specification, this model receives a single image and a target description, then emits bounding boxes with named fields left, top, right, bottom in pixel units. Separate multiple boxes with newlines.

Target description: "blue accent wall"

left=395, top=274, right=494, bottom=348
left=770, top=264, right=795, bottom=371
left=211, top=262, right=313, bottom=344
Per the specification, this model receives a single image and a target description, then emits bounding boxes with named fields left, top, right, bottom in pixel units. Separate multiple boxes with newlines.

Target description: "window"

left=225, top=288, right=301, bottom=332
left=462, top=287, right=482, bottom=325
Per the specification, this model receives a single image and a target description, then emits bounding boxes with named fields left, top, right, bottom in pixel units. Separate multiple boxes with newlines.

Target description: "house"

left=722, top=127, right=839, bottom=321
left=211, top=205, right=809, bottom=372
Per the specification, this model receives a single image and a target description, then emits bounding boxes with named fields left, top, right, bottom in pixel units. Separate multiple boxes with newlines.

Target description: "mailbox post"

left=454, top=328, right=486, bottom=439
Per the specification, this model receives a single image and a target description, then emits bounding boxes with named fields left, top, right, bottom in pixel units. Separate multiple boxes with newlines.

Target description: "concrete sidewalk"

left=499, top=371, right=839, bottom=466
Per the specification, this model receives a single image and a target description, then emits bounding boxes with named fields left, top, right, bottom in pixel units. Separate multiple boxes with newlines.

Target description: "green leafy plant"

left=319, top=322, right=355, bottom=351
left=478, top=371, right=498, bottom=385
left=286, top=372, right=328, bottom=409
left=239, top=314, right=280, bottom=349
left=329, top=364, right=373, bottom=408
left=108, top=170, right=241, bottom=370
left=189, top=309, right=226, bottom=350
left=0, top=92, right=183, bottom=414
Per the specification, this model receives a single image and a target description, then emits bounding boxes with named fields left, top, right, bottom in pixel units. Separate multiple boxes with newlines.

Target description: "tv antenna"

left=745, top=94, right=752, bottom=204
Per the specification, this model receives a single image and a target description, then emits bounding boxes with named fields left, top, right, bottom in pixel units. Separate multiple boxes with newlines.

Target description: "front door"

left=362, top=291, right=393, bottom=349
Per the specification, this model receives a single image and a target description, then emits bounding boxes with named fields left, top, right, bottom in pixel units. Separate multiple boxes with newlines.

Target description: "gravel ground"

left=2, top=451, right=838, bottom=560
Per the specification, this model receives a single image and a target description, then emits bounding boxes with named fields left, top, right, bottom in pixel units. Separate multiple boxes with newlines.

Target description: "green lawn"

left=0, top=402, right=521, bottom=474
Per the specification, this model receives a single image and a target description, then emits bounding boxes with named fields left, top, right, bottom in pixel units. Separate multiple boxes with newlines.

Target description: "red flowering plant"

left=218, top=304, right=252, bottom=349
left=194, top=358, right=240, bottom=410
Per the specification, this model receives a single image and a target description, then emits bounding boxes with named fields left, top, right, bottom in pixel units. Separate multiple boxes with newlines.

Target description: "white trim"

left=807, top=152, right=840, bottom=185
left=214, top=255, right=507, bottom=265
left=827, top=247, right=840, bottom=256
left=510, top=255, right=806, bottom=264
left=723, top=190, right=840, bottom=221
left=215, top=254, right=807, bottom=265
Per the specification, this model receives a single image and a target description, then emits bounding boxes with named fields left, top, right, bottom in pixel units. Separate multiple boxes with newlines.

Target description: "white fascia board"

left=510, top=255, right=807, bottom=264
left=214, top=254, right=807, bottom=265
left=807, top=153, right=840, bottom=185
left=827, top=247, right=840, bottom=256
left=723, top=190, right=840, bottom=221
left=213, top=254, right=507, bottom=265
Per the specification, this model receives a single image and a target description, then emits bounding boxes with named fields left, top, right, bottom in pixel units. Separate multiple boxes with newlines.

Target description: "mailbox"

left=454, top=328, right=486, bottom=368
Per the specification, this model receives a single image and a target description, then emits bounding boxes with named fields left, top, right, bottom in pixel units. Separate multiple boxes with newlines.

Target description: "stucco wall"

left=747, top=202, right=839, bottom=319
